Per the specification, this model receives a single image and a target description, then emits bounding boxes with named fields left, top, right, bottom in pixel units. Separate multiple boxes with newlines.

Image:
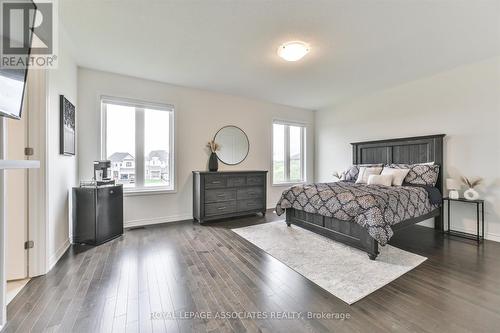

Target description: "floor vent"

left=128, top=226, right=146, bottom=231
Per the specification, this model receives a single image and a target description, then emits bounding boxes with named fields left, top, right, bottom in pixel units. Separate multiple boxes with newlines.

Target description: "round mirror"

left=214, top=126, right=249, bottom=165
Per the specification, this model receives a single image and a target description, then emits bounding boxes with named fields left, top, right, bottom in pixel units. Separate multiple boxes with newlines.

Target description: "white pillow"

left=367, top=174, right=393, bottom=186
left=381, top=167, right=410, bottom=186
left=356, top=166, right=383, bottom=184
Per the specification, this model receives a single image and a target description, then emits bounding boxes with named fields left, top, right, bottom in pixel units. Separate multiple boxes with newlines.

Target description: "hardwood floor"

left=3, top=210, right=500, bottom=333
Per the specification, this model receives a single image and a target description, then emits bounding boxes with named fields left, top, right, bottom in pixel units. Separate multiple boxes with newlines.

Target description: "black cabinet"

left=72, top=184, right=124, bottom=245
left=193, top=171, right=268, bottom=223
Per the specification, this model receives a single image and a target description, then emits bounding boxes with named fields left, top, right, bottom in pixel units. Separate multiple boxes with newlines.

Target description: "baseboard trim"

left=446, top=226, right=500, bottom=242
left=486, top=232, right=500, bottom=242
left=124, top=214, right=193, bottom=228
left=125, top=209, right=277, bottom=229
left=48, top=239, right=70, bottom=271
left=419, top=223, right=500, bottom=243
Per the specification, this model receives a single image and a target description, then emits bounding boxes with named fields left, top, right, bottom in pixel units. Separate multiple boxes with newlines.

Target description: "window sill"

left=271, top=181, right=306, bottom=187
left=123, top=187, right=176, bottom=196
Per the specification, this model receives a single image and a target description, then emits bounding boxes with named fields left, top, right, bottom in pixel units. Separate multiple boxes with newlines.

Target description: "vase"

left=208, top=152, right=218, bottom=172
left=449, top=190, right=459, bottom=200
left=464, top=188, right=479, bottom=201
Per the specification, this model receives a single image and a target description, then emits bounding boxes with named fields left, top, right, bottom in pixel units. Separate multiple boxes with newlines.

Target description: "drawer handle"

left=247, top=203, right=256, bottom=206
left=212, top=181, right=221, bottom=184
left=217, top=207, right=226, bottom=210
left=217, top=194, right=225, bottom=197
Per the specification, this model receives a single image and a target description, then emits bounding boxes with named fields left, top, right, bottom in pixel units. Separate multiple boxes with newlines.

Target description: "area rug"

left=232, top=221, right=426, bottom=304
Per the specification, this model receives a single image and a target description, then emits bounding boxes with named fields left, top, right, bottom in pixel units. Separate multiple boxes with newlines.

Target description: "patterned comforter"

left=275, top=182, right=440, bottom=245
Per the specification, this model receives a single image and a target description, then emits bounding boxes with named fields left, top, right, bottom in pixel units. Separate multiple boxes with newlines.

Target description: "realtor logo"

left=1, top=0, right=58, bottom=68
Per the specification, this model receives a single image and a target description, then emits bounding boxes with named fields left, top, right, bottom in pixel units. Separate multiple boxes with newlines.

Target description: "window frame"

left=100, top=96, right=176, bottom=195
left=271, top=119, right=307, bottom=186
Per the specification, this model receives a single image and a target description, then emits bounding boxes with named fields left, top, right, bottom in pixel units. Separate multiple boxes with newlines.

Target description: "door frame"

left=26, top=68, right=49, bottom=277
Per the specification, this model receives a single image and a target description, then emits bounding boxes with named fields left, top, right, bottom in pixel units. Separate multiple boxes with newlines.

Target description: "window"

left=272, top=121, right=306, bottom=184
left=101, top=97, right=175, bottom=192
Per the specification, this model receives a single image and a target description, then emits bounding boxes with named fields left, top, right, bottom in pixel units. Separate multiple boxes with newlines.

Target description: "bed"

left=276, top=134, right=445, bottom=260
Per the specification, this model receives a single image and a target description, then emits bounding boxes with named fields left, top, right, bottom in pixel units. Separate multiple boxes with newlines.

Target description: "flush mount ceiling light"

left=277, top=41, right=310, bottom=61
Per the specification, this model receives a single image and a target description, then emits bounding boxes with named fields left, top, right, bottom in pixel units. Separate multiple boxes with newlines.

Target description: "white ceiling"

left=60, top=0, right=500, bottom=110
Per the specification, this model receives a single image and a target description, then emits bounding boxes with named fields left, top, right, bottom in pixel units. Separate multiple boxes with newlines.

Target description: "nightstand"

left=443, top=197, right=484, bottom=243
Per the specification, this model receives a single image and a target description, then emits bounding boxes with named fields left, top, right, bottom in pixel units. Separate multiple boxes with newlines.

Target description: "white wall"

left=46, top=26, right=78, bottom=268
left=315, top=57, right=500, bottom=241
left=78, top=68, right=314, bottom=227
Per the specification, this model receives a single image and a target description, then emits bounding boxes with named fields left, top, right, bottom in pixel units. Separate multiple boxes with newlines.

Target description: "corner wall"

left=77, top=68, right=314, bottom=227
left=46, top=26, right=78, bottom=269
left=315, top=57, right=500, bottom=241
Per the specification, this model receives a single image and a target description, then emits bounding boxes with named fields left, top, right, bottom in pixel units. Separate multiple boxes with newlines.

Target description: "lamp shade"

left=446, top=178, right=460, bottom=190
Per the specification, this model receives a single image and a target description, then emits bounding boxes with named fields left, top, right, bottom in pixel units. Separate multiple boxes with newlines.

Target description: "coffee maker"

left=93, top=160, right=115, bottom=186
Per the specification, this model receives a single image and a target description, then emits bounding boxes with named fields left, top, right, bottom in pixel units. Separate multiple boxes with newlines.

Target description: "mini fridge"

left=72, top=184, right=124, bottom=245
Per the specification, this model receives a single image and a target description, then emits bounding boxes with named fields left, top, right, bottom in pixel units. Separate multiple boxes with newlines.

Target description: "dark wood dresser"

left=192, top=171, right=268, bottom=223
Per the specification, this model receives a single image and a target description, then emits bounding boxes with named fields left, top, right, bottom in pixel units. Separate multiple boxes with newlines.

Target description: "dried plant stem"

left=461, top=176, right=483, bottom=188
left=206, top=140, right=220, bottom=153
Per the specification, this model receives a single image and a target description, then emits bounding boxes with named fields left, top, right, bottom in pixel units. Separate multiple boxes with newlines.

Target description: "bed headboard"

left=351, top=134, right=445, bottom=193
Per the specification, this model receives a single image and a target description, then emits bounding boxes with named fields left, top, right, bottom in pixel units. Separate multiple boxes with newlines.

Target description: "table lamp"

left=446, top=178, right=460, bottom=199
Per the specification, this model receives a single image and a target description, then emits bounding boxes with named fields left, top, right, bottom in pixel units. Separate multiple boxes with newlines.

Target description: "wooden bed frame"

left=285, top=134, right=445, bottom=260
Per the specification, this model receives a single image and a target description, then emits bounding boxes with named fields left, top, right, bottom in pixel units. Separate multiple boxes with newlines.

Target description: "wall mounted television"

left=0, top=0, right=37, bottom=120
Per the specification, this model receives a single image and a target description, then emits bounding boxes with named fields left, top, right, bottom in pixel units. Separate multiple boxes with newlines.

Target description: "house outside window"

left=272, top=120, right=306, bottom=185
left=101, top=97, right=175, bottom=192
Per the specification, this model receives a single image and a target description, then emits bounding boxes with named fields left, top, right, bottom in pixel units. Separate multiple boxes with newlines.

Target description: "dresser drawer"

left=247, top=175, right=265, bottom=186
left=237, top=187, right=264, bottom=200
left=237, top=199, right=264, bottom=212
left=205, top=201, right=236, bottom=216
left=227, top=176, right=246, bottom=187
left=205, top=175, right=226, bottom=189
left=205, top=189, right=236, bottom=203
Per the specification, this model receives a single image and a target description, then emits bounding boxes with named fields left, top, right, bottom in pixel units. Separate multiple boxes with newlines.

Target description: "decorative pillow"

left=342, top=163, right=383, bottom=182
left=367, top=174, right=393, bottom=186
left=342, top=166, right=360, bottom=181
left=386, top=163, right=440, bottom=186
left=381, top=167, right=410, bottom=186
left=355, top=166, right=383, bottom=184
